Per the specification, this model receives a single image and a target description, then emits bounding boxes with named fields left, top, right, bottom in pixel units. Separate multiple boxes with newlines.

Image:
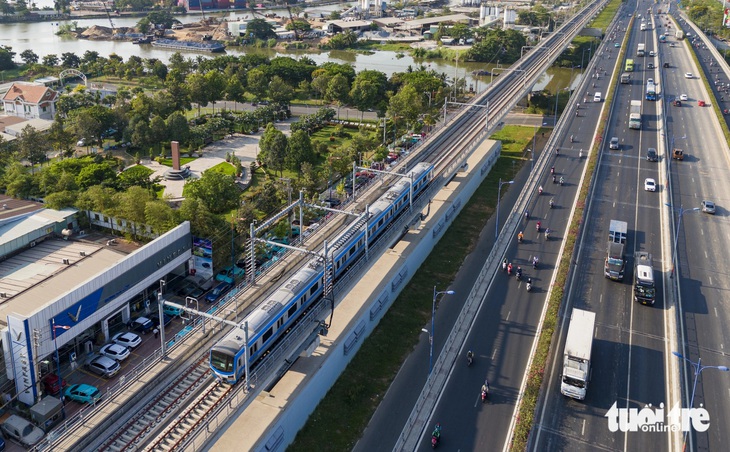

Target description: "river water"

left=1, top=14, right=568, bottom=91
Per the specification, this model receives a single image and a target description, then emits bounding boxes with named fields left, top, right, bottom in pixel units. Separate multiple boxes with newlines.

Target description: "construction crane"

left=101, top=0, right=115, bottom=35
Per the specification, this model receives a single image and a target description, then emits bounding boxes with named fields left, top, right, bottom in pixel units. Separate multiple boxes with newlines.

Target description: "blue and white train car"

left=210, top=161, right=435, bottom=383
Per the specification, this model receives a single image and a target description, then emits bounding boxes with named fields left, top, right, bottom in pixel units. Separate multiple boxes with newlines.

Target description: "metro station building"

left=0, top=198, right=191, bottom=406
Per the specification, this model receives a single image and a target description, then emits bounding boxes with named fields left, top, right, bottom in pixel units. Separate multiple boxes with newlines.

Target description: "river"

left=1, top=14, right=571, bottom=92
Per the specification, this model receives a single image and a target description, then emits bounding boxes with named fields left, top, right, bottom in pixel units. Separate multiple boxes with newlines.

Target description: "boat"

left=133, top=36, right=153, bottom=44
left=150, top=38, right=225, bottom=53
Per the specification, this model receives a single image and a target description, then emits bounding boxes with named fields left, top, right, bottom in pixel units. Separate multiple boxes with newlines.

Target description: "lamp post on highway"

left=496, top=179, right=515, bottom=240
left=672, top=352, right=729, bottom=452
left=422, top=286, right=455, bottom=374
left=570, top=65, right=581, bottom=88
left=581, top=48, right=592, bottom=74
left=665, top=203, right=699, bottom=278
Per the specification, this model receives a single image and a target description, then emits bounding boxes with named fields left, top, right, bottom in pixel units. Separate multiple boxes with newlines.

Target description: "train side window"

left=310, top=282, right=319, bottom=294
left=288, top=304, right=297, bottom=317
left=263, top=327, right=273, bottom=343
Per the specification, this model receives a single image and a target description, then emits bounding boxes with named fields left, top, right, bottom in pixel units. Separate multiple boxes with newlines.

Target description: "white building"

left=1, top=83, right=59, bottom=120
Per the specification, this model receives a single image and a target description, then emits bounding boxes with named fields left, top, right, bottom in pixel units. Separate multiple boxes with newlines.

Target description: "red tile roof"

left=2, top=83, right=58, bottom=104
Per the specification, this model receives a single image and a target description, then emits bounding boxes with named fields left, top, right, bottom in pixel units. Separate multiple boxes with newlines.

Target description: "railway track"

left=45, top=4, right=611, bottom=452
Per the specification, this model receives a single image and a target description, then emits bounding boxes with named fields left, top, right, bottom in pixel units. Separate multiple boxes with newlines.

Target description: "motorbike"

left=536, top=221, right=541, bottom=232
left=526, top=278, right=532, bottom=292
left=502, top=259, right=508, bottom=272
left=551, top=166, right=555, bottom=175
left=431, top=434, right=440, bottom=448
left=517, top=233, right=524, bottom=244
left=545, top=229, right=551, bottom=240
left=549, top=199, right=555, bottom=209
left=579, top=149, right=584, bottom=158
left=467, top=352, right=474, bottom=367
left=481, top=389, right=488, bottom=403
left=507, top=263, right=513, bottom=276
left=532, top=257, right=538, bottom=269
left=516, top=267, right=523, bottom=281
left=570, top=135, right=574, bottom=143
left=538, top=186, right=543, bottom=195
left=559, top=177, right=565, bottom=186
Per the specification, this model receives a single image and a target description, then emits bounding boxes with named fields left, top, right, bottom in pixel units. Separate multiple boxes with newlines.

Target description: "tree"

left=48, top=118, right=76, bottom=158
left=326, top=74, right=351, bottom=118
left=178, top=197, right=217, bottom=237
left=17, top=125, right=49, bottom=173
left=187, top=72, right=210, bottom=116
left=286, top=129, right=315, bottom=173
left=258, top=123, right=288, bottom=176
left=61, top=52, right=81, bottom=68
left=268, top=76, right=294, bottom=106
left=75, top=162, right=118, bottom=189
left=118, top=165, right=158, bottom=190
left=42, top=54, right=59, bottom=67
left=388, top=84, right=422, bottom=134
left=166, top=111, right=190, bottom=145
left=205, top=70, right=227, bottom=113
left=0, top=47, right=15, bottom=70
left=148, top=115, right=168, bottom=152
left=44, top=190, right=76, bottom=210
left=247, top=18, right=277, bottom=40
left=183, top=170, right=240, bottom=214
left=246, top=68, right=268, bottom=100
left=145, top=200, right=177, bottom=235
left=350, top=79, right=379, bottom=121
left=20, top=49, right=38, bottom=65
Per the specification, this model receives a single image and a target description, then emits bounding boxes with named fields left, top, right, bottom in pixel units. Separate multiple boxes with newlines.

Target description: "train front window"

left=211, top=350, right=234, bottom=372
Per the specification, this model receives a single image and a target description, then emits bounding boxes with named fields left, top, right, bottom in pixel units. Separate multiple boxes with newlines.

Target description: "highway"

left=354, top=4, right=630, bottom=452
left=667, top=6, right=730, bottom=452
left=532, top=2, right=730, bottom=452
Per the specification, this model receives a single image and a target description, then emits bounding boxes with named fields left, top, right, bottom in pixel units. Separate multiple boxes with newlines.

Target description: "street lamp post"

left=665, top=204, right=700, bottom=277
left=51, top=318, right=70, bottom=405
left=570, top=65, right=581, bottom=89
left=672, top=352, right=729, bottom=452
left=422, top=286, right=455, bottom=374
left=496, top=178, right=515, bottom=240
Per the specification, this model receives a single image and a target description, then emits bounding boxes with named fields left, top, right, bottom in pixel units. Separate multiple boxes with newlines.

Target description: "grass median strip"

left=290, top=126, right=537, bottom=451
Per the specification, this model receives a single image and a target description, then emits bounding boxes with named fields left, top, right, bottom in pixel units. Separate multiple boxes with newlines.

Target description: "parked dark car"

left=206, top=282, right=232, bottom=303
left=132, top=316, right=154, bottom=334
left=149, top=313, right=172, bottom=329
left=41, top=373, right=67, bottom=396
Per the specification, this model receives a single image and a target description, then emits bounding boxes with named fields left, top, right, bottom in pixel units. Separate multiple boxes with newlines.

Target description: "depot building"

left=0, top=198, right=191, bottom=406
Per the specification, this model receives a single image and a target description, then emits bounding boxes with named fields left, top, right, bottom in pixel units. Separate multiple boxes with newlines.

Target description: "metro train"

left=210, top=162, right=435, bottom=384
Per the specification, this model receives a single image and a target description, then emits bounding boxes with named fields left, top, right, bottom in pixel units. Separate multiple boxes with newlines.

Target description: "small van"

left=594, top=92, right=602, bottom=102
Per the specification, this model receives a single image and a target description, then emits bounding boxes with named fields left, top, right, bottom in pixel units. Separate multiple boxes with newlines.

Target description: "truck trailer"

left=637, top=43, right=646, bottom=56
left=675, top=30, right=685, bottom=39
left=629, top=100, right=642, bottom=129
left=561, top=308, right=596, bottom=400
left=605, top=220, right=628, bottom=281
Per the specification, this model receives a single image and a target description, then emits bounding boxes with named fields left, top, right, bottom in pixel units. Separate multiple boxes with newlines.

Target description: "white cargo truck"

left=629, top=100, right=642, bottom=129
left=637, top=43, right=646, bottom=56
left=561, top=308, right=596, bottom=400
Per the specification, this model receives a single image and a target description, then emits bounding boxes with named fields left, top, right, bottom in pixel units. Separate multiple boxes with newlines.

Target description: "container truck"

left=637, top=43, right=646, bottom=56
left=561, top=308, right=596, bottom=400
left=634, top=252, right=656, bottom=305
left=629, top=100, right=642, bottom=129
left=604, top=220, right=628, bottom=281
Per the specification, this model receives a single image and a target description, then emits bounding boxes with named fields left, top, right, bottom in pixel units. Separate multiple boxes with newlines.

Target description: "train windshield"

left=210, top=350, right=234, bottom=373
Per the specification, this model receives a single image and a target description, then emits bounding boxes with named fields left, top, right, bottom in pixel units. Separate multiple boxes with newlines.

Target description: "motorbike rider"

left=552, top=174, right=557, bottom=183
left=433, top=423, right=442, bottom=440
left=532, top=256, right=539, bottom=268
left=516, top=266, right=523, bottom=280
left=570, top=134, right=574, bottom=143
left=518, top=231, right=524, bottom=243
left=507, top=263, right=513, bottom=275
left=502, top=258, right=508, bottom=271
left=467, top=350, right=474, bottom=365
left=526, top=277, right=532, bottom=291
left=538, top=185, right=543, bottom=195
left=560, top=176, right=565, bottom=185
left=551, top=166, right=555, bottom=175
left=536, top=221, right=541, bottom=231
left=545, top=228, right=551, bottom=239
left=549, top=198, right=555, bottom=208
left=579, top=149, right=583, bottom=158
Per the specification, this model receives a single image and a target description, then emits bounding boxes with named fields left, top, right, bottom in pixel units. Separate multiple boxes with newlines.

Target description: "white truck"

left=637, top=42, right=646, bottom=56
left=675, top=30, right=685, bottom=39
left=634, top=252, right=656, bottom=305
left=561, top=308, right=596, bottom=400
left=629, top=100, right=642, bottom=129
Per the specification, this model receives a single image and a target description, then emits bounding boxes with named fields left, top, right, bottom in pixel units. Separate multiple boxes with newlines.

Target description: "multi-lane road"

left=356, top=1, right=730, bottom=451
